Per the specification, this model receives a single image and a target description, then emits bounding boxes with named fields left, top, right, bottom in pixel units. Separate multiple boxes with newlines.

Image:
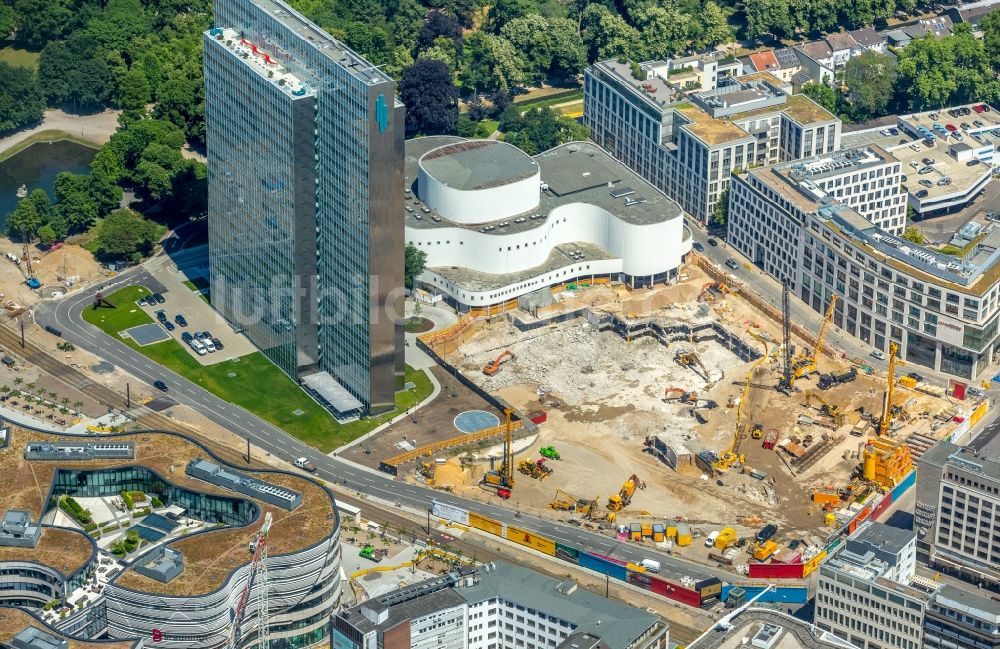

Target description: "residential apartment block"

left=332, top=562, right=670, bottom=649
left=204, top=0, right=404, bottom=415
left=916, top=430, right=1000, bottom=586
left=726, top=147, right=1000, bottom=379
left=584, top=59, right=841, bottom=224
left=815, top=522, right=925, bottom=649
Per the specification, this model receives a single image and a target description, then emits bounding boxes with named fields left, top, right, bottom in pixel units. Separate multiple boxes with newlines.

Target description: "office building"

left=0, top=424, right=341, bottom=649
left=924, top=584, right=1000, bottom=649
left=332, top=562, right=670, bottom=649
left=726, top=148, right=1000, bottom=380
left=404, top=137, right=691, bottom=311
left=204, top=0, right=404, bottom=415
left=815, top=522, right=925, bottom=649
left=916, top=430, right=1000, bottom=586
left=584, top=59, right=840, bottom=223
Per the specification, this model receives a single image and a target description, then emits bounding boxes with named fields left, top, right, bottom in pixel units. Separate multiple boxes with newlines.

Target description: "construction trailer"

left=676, top=523, right=692, bottom=546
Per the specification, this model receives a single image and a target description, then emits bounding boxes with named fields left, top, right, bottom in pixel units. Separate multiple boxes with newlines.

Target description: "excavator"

left=675, top=349, right=709, bottom=381
left=482, top=408, right=515, bottom=497
left=549, top=489, right=598, bottom=517
left=607, top=474, right=643, bottom=511
left=804, top=391, right=845, bottom=425
left=517, top=458, right=553, bottom=479
left=483, top=350, right=515, bottom=376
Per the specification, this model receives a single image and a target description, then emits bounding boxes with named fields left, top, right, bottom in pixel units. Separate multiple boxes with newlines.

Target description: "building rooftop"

left=593, top=59, right=679, bottom=108
left=455, top=562, right=661, bottom=649
left=225, top=0, right=392, bottom=87
left=419, top=140, right=539, bottom=191
left=405, top=137, right=682, bottom=232
left=775, top=48, right=801, bottom=69
left=932, top=583, right=1000, bottom=621
left=343, top=587, right=468, bottom=634
left=848, top=27, right=886, bottom=48
left=0, top=425, right=336, bottom=597
left=689, top=608, right=859, bottom=648
left=0, top=608, right=139, bottom=649
left=797, top=40, right=833, bottom=61
left=209, top=27, right=314, bottom=98
left=825, top=32, right=859, bottom=52
left=853, top=520, right=915, bottom=557
left=748, top=50, right=780, bottom=73
left=675, top=104, right=753, bottom=145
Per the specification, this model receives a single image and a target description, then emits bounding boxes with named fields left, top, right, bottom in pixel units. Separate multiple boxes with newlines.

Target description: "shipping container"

left=870, top=491, right=893, bottom=521
left=772, top=550, right=802, bottom=564
left=579, top=552, right=627, bottom=581
left=666, top=522, right=677, bottom=539
left=748, top=562, right=804, bottom=579
left=753, top=540, right=778, bottom=561
left=528, top=410, right=547, bottom=424
left=676, top=523, right=692, bottom=546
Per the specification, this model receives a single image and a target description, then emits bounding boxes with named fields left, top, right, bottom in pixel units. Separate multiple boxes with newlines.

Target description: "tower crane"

left=878, top=342, right=900, bottom=437
left=227, top=511, right=273, bottom=649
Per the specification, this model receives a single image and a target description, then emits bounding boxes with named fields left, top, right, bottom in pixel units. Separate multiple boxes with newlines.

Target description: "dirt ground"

left=0, top=243, right=109, bottom=310
left=427, top=272, right=957, bottom=545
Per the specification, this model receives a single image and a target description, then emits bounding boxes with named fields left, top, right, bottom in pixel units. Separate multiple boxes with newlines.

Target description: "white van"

left=639, top=559, right=661, bottom=573
left=190, top=339, right=207, bottom=356
left=203, top=338, right=216, bottom=353
left=705, top=530, right=720, bottom=547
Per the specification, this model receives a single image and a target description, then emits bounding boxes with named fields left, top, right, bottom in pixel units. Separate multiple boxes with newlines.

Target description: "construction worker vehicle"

left=818, top=367, right=857, bottom=390
left=517, top=458, right=553, bottom=479
left=359, top=544, right=385, bottom=563
left=483, top=350, right=515, bottom=376
left=675, top=350, right=710, bottom=381
left=539, top=446, right=560, bottom=460
left=549, top=489, right=598, bottom=516
left=751, top=424, right=764, bottom=440
left=607, top=474, right=643, bottom=511
left=482, top=409, right=515, bottom=497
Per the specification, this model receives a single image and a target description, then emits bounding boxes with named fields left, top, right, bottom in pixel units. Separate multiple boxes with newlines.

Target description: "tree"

left=37, top=225, right=58, bottom=246
left=902, top=226, right=925, bottom=245
left=399, top=58, right=459, bottom=136
left=742, top=0, right=791, bottom=42
left=120, top=68, right=152, bottom=112
left=500, top=106, right=589, bottom=154
left=12, top=0, right=73, bottom=48
left=27, top=189, right=51, bottom=223
left=801, top=82, right=838, bottom=114
left=94, top=208, right=161, bottom=260
left=54, top=173, right=100, bottom=232
left=404, top=243, right=427, bottom=290
left=421, top=37, right=459, bottom=69
left=151, top=75, right=205, bottom=146
left=37, top=34, right=118, bottom=110
left=983, top=9, right=1000, bottom=74
left=5, top=199, right=43, bottom=240
left=580, top=5, right=642, bottom=61
left=501, top=15, right=554, bottom=84
left=895, top=27, right=995, bottom=110
left=462, top=32, right=525, bottom=93
left=486, top=0, right=530, bottom=33
left=631, top=4, right=691, bottom=58
left=712, top=186, right=729, bottom=226
left=417, top=11, right=463, bottom=51
left=547, top=18, right=586, bottom=81
left=0, top=63, right=45, bottom=133
left=843, top=51, right=896, bottom=119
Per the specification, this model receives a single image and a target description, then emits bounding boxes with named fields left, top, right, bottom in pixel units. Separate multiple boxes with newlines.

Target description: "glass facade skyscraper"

left=204, top=0, right=404, bottom=415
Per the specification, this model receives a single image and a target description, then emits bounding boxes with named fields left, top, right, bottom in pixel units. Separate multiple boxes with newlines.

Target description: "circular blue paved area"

left=454, top=410, right=500, bottom=433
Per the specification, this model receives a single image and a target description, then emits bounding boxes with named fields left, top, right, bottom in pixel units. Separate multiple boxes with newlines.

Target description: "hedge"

left=60, top=496, right=93, bottom=525
left=120, top=490, right=134, bottom=509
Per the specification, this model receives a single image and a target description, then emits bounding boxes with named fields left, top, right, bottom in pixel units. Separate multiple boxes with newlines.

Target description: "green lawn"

left=83, top=285, right=434, bottom=451
left=0, top=46, right=40, bottom=70
left=514, top=90, right=583, bottom=112
left=182, top=277, right=210, bottom=303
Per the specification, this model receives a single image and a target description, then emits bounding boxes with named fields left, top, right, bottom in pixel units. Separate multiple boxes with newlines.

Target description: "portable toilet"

left=676, top=523, right=692, bottom=546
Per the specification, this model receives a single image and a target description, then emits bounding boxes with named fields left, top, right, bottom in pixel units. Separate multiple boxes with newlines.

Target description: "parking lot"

left=135, top=270, right=257, bottom=366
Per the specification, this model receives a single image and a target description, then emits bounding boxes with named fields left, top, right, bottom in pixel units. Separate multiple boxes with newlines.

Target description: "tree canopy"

left=399, top=58, right=460, bottom=136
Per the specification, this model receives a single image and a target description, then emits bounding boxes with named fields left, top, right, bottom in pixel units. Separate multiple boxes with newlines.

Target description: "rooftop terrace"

left=0, top=607, right=138, bottom=649
left=0, top=426, right=336, bottom=597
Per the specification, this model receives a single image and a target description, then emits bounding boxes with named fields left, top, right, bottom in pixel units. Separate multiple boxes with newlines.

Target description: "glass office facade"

left=48, top=467, right=258, bottom=527
left=206, top=0, right=404, bottom=413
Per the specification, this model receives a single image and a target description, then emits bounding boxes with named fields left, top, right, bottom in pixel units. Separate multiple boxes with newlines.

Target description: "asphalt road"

left=33, top=262, right=739, bottom=587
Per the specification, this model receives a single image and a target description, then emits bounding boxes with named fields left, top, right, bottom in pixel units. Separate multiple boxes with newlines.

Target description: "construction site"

left=381, top=259, right=981, bottom=575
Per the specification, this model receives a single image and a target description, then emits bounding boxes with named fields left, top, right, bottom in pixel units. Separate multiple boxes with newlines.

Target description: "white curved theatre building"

left=405, top=138, right=692, bottom=310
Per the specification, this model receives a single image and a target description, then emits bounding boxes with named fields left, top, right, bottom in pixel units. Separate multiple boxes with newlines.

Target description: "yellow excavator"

left=804, top=391, right=845, bottom=425
left=607, top=474, right=642, bottom=511
left=675, top=349, right=709, bottom=381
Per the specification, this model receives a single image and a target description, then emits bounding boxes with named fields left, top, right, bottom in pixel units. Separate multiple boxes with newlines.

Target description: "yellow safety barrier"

left=382, top=419, right=524, bottom=469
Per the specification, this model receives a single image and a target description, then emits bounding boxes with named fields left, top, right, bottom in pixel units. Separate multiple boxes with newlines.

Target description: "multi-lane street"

left=33, top=258, right=738, bottom=586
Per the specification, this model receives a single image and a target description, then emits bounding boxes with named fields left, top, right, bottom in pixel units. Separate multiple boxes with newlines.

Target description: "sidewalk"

left=0, top=108, right=122, bottom=154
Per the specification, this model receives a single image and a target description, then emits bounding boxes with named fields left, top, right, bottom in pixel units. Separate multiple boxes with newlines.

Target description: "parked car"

left=203, top=338, right=216, bottom=353
left=725, top=258, right=739, bottom=270
left=961, top=122, right=972, bottom=130
left=879, top=128, right=891, bottom=136
left=973, top=104, right=985, bottom=113
left=152, top=293, right=165, bottom=304
left=211, top=337, right=224, bottom=351
left=189, top=339, right=207, bottom=356
left=916, top=189, right=929, bottom=198
left=918, top=166, right=934, bottom=174
left=945, top=124, right=958, bottom=132
left=755, top=524, right=777, bottom=543
left=163, top=321, right=175, bottom=332
left=294, top=457, right=317, bottom=472
left=788, top=539, right=802, bottom=550
left=937, top=177, right=952, bottom=186
left=136, top=297, right=148, bottom=307
left=921, top=157, right=936, bottom=165
left=692, top=241, right=704, bottom=251
left=194, top=331, right=206, bottom=340
left=155, top=310, right=168, bottom=323
left=175, top=314, right=187, bottom=327
left=907, top=372, right=924, bottom=382
left=919, top=179, right=934, bottom=188
left=153, top=380, right=168, bottom=392
left=889, top=127, right=899, bottom=136
left=967, top=159, right=981, bottom=166
left=181, top=332, right=193, bottom=343
left=203, top=331, right=214, bottom=341
left=871, top=350, right=886, bottom=360
left=707, top=238, right=718, bottom=247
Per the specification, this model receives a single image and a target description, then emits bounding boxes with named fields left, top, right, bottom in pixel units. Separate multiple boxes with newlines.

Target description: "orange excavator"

left=483, top=350, right=515, bottom=376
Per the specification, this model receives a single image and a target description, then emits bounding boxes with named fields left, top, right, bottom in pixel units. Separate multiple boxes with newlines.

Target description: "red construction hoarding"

left=748, top=562, right=805, bottom=579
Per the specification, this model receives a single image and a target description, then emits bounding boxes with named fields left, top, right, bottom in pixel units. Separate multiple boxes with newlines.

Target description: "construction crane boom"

left=779, top=283, right=793, bottom=391
left=811, top=295, right=839, bottom=368
left=879, top=342, right=900, bottom=437
left=227, top=511, right=273, bottom=649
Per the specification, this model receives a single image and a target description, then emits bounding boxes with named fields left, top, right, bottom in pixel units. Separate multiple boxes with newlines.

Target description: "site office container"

left=641, top=523, right=653, bottom=538
left=676, top=523, right=692, bottom=546
left=652, top=524, right=666, bottom=543
left=629, top=523, right=642, bottom=542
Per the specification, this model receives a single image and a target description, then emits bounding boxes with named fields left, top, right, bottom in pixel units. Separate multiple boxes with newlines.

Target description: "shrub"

left=134, top=507, right=152, bottom=517
left=83, top=523, right=98, bottom=533
left=60, top=496, right=92, bottom=525
left=150, top=497, right=163, bottom=508
left=120, top=490, right=134, bottom=509
left=130, top=491, right=146, bottom=502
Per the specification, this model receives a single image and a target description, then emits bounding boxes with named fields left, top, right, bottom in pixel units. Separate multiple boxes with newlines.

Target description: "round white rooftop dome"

left=417, top=140, right=541, bottom=224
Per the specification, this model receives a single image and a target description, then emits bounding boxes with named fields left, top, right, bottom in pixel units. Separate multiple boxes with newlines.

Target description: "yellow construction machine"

left=549, top=489, right=598, bottom=517
left=804, top=391, right=845, bottom=425
left=607, top=474, right=642, bottom=511
left=482, top=408, right=515, bottom=497
left=517, top=458, right=553, bottom=480
left=877, top=342, right=902, bottom=437
left=791, top=295, right=839, bottom=381
left=675, top=349, right=709, bottom=381
left=714, top=332, right=770, bottom=471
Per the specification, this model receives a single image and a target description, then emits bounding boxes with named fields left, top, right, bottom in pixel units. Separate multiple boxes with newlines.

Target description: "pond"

left=0, top=140, right=98, bottom=230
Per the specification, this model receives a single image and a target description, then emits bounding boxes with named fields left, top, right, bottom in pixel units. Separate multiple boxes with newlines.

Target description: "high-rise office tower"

left=204, top=0, right=404, bottom=415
